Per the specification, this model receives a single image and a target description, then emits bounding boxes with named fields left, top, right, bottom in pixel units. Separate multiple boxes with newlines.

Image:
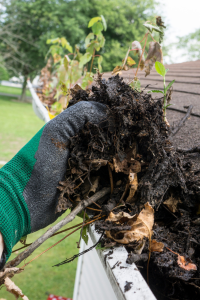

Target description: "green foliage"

left=177, top=29, right=200, bottom=60
left=81, top=226, right=89, bottom=245
left=0, top=65, right=9, bottom=80
left=130, top=77, right=141, bottom=92
left=88, top=17, right=102, bottom=28
left=96, top=243, right=106, bottom=250
left=155, top=61, right=167, bottom=77
left=46, top=15, right=106, bottom=103
left=143, top=24, right=162, bottom=34
left=149, top=62, right=175, bottom=120
left=148, top=89, right=164, bottom=94
left=77, top=211, right=89, bottom=220
left=0, top=0, right=157, bottom=79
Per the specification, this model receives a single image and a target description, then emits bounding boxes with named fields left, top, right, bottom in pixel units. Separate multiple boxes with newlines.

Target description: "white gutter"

left=27, top=80, right=50, bottom=123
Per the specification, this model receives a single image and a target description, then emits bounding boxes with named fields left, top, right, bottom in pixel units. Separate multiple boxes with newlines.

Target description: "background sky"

left=157, top=0, right=200, bottom=63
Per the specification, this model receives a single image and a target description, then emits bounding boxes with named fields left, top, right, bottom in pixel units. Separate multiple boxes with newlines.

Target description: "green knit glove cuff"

left=0, top=126, right=44, bottom=260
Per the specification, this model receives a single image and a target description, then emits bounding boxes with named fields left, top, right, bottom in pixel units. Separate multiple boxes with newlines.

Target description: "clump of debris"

left=57, top=75, right=200, bottom=300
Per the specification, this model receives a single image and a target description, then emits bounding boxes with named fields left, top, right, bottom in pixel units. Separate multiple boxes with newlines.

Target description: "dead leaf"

left=126, top=172, right=138, bottom=203
left=106, top=202, right=154, bottom=244
left=70, top=84, right=83, bottom=97
left=4, top=277, right=29, bottom=300
left=112, top=66, right=122, bottom=75
left=177, top=255, right=197, bottom=271
left=127, top=56, right=136, bottom=66
left=84, top=159, right=108, bottom=171
left=164, top=196, right=181, bottom=213
left=131, top=41, right=145, bottom=70
left=150, top=239, right=164, bottom=252
left=113, top=153, right=141, bottom=175
left=112, top=65, right=130, bottom=75
left=81, top=176, right=100, bottom=198
left=144, top=42, right=163, bottom=77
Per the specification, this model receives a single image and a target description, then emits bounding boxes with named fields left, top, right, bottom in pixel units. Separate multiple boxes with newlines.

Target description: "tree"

left=177, top=29, right=200, bottom=60
left=0, top=0, right=157, bottom=100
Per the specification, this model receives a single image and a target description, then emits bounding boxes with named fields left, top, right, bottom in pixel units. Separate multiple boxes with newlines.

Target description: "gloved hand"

left=0, top=101, right=106, bottom=267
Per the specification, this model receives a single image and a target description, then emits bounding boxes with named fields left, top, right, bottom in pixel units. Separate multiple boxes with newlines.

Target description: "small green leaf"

left=82, top=226, right=89, bottom=245
left=88, top=17, right=102, bottom=28
left=20, top=235, right=27, bottom=245
left=148, top=89, right=164, bottom=94
left=51, top=102, right=63, bottom=114
left=46, top=37, right=60, bottom=44
left=155, top=61, right=166, bottom=77
left=98, top=34, right=105, bottom=48
left=77, top=211, right=89, bottom=220
left=96, top=243, right=106, bottom=251
left=85, top=32, right=94, bottom=48
left=100, top=15, right=107, bottom=31
left=94, top=41, right=101, bottom=51
left=143, top=24, right=162, bottom=33
left=81, top=72, right=93, bottom=89
left=165, top=80, right=175, bottom=92
left=60, top=37, right=73, bottom=53
left=79, top=52, right=92, bottom=68
left=92, top=22, right=103, bottom=35
left=165, top=104, right=173, bottom=108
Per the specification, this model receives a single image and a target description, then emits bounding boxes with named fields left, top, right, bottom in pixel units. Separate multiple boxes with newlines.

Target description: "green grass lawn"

left=0, top=84, right=31, bottom=97
left=0, top=95, right=43, bottom=161
left=0, top=95, right=80, bottom=299
left=0, top=216, right=81, bottom=300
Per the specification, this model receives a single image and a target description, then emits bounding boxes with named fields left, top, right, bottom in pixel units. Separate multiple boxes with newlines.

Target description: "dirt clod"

left=57, top=74, right=200, bottom=300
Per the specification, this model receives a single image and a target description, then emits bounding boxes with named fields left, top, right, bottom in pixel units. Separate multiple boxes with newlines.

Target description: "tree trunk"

left=20, top=75, right=28, bottom=102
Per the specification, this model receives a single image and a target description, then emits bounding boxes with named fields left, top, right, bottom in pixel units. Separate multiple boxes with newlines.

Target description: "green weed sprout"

left=149, top=61, right=175, bottom=121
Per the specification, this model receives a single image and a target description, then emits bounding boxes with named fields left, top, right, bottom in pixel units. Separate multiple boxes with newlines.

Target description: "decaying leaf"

left=84, top=159, right=108, bottom=171
left=177, top=255, right=197, bottom=271
left=113, top=144, right=141, bottom=176
left=150, top=239, right=164, bottom=252
left=144, top=42, right=163, bottom=77
left=106, top=202, right=154, bottom=244
left=127, top=56, right=136, bottom=66
left=56, top=178, right=75, bottom=213
left=4, top=277, right=29, bottom=300
left=112, top=65, right=129, bottom=75
left=126, top=172, right=138, bottom=203
left=70, top=84, right=83, bottom=97
left=131, top=41, right=145, bottom=70
left=164, top=196, right=181, bottom=213
left=83, top=176, right=100, bottom=198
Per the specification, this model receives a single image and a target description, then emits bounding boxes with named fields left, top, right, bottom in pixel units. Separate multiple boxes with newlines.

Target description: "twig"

left=167, top=106, right=200, bottom=118
left=21, top=216, right=103, bottom=269
left=176, top=145, right=200, bottom=154
left=170, top=105, right=193, bottom=137
left=108, top=163, right=114, bottom=194
left=87, top=207, right=102, bottom=212
left=6, top=187, right=110, bottom=268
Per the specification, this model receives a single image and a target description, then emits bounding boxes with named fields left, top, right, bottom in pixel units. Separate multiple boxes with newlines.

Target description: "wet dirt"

left=57, top=75, right=200, bottom=300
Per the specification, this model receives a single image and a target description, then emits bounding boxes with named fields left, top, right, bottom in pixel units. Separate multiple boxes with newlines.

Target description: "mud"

left=57, top=75, right=200, bottom=299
